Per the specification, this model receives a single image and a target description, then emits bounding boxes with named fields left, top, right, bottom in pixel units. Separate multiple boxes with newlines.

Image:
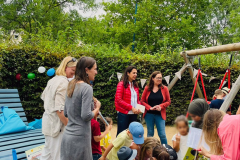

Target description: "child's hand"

left=176, top=134, right=181, bottom=142
left=98, top=156, right=105, bottom=160
left=105, top=125, right=112, bottom=132
left=96, top=100, right=101, bottom=109
left=130, top=142, right=139, bottom=150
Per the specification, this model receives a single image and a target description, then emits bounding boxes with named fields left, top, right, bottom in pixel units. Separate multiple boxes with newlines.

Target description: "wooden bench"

left=0, top=89, right=45, bottom=160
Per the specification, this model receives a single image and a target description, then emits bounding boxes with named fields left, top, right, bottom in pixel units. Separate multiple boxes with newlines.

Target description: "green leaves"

left=1, top=47, right=240, bottom=124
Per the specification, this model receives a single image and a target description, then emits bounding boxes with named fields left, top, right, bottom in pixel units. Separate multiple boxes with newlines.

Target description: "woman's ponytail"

left=67, top=79, right=78, bottom=98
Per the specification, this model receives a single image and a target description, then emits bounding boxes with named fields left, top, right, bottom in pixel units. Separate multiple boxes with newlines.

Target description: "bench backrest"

left=0, top=89, right=28, bottom=125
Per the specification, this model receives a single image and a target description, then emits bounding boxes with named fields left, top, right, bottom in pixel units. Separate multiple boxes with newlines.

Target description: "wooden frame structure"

left=168, top=42, right=240, bottom=112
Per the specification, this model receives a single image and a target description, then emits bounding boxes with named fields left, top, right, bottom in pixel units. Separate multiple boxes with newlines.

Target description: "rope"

left=186, top=69, right=208, bottom=118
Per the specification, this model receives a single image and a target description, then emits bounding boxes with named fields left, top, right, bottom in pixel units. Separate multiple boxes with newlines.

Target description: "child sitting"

left=172, top=115, right=189, bottom=160
left=137, top=137, right=160, bottom=160
left=98, top=117, right=113, bottom=154
left=91, top=115, right=112, bottom=160
left=210, top=89, right=230, bottom=113
left=99, top=122, right=144, bottom=160
left=117, top=146, right=138, bottom=160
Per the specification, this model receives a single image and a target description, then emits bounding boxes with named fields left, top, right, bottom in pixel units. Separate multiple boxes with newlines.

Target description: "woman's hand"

left=132, top=107, right=140, bottom=114
left=198, top=147, right=212, bottom=158
left=150, top=105, right=161, bottom=111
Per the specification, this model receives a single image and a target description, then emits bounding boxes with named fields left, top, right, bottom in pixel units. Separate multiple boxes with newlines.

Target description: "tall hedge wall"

left=1, top=48, right=240, bottom=124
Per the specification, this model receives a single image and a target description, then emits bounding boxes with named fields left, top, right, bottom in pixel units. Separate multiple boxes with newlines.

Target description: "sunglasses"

left=67, top=58, right=77, bottom=66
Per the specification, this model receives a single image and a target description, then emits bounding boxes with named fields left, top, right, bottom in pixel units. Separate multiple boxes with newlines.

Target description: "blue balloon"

left=47, top=68, right=55, bottom=77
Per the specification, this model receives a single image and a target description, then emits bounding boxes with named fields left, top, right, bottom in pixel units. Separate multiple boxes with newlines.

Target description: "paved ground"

left=110, top=124, right=177, bottom=147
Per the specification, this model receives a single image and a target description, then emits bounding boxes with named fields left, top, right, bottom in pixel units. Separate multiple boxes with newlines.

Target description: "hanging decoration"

left=47, top=68, right=55, bottom=77
left=193, top=68, right=198, bottom=78
left=209, top=76, right=216, bottom=83
left=16, top=73, right=21, bottom=81
left=164, top=75, right=170, bottom=85
left=140, top=79, right=147, bottom=88
left=117, top=72, right=122, bottom=81
left=27, top=73, right=35, bottom=79
left=175, top=71, right=181, bottom=80
left=201, top=72, right=208, bottom=77
left=109, top=73, right=114, bottom=81
left=38, top=66, right=46, bottom=73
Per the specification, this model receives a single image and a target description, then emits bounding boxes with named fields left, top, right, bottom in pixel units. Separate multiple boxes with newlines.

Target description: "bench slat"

left=0, top=135, right=44, bottom=147
left=0, top=98, right=21, bottom=103
left=0, top=132, right=43, bottom=143
left=0, top=129, right=42, bottom=139
left=0, top=94, right=20, bottom=98
left=0, top=139, right=45, bottom=151
left=0, top=103, right=22, bottom=107
left=0, top=89, right=18, bottom=93
left=0, top=107, right=24, bottom=112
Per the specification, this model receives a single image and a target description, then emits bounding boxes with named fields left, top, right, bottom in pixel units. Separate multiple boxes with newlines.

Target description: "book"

left=25, top=145, right=44, bottom=160
left=136, top=104, right=145, bottom=113
left=183, top=147, right=207, bottom=160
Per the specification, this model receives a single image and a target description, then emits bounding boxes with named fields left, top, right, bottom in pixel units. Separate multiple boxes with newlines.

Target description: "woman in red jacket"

left=141, top=71, right=171, bottom=144
left=115, top=66, right=141, bottom=135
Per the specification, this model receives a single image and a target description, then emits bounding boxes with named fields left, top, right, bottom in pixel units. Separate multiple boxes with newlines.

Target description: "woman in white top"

left=41, top=56, right=77, bottom=160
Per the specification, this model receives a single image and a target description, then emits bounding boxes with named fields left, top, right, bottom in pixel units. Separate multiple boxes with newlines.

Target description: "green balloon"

left=27, top=73, right=35, bottom=79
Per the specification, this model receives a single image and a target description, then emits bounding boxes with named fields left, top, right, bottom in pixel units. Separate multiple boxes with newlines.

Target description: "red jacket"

left=141, top=85, right=171, bottom=120
left=115, top=81, right=140, bottom=114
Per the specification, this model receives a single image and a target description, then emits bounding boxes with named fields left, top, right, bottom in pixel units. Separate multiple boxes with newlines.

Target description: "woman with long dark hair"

left=61, top=57, right=101, bottom=160
left=141, top=71, right=171, bottom=144
left=115, top=66, right=141, bottom=135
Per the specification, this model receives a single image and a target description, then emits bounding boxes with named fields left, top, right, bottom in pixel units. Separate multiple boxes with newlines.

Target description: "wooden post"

left=220, top=74, right=240, bottom=112
left=182, top=52, right=204, bottom=98
left=180, top=43, right=240, bottom=56
left=168, top=64, right=188, bottom=91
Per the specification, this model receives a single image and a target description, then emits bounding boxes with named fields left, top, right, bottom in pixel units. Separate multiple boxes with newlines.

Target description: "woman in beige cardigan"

left=41, top=56, right=77, bottom=160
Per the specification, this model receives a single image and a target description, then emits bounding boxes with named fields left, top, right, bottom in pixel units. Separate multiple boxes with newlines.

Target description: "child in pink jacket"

left=199, top=109, right=240, bottom=160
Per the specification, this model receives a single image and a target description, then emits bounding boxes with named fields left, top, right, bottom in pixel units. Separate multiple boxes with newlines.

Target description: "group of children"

left=90, top=112, right=191, bottom=160
left=88, top=88, right=233, bottom=160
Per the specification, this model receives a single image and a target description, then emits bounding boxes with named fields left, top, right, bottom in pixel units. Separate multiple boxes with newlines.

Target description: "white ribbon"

left=117, top=72, right=123, bottom=81
left=193, top=68, right=198, bottom=78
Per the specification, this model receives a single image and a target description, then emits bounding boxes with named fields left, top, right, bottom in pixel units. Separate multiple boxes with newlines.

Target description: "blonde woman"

left=41, top=56, right=77, bottom=160
left=199, top=109, right=240, bottom=159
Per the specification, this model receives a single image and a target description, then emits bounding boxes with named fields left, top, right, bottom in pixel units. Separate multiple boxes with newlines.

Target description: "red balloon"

left=16, top=73, right=21, bottom=81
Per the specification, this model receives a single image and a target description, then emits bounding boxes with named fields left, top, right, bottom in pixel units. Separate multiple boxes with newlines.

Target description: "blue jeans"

left=117, top=112, right=137, bottom=136
left=92, top=154, right=101, bottom=160
left=144, top=113, right=167, bottom=144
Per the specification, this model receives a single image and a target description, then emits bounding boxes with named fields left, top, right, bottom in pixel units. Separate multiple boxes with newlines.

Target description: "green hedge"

left=1, top=47, right=240, bottom=124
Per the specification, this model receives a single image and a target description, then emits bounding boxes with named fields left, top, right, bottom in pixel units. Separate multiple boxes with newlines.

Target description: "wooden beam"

left=182, top=52, right=204, bottom=98
left=219, top=74, right=240, bottom=112
left=180, top=43, right=240, bottom=56
left=168, top=64, right=188, bottom=91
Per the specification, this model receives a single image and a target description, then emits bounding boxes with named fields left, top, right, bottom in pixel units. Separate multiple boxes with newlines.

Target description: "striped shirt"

left=128, top=82, right=137, bottom=114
